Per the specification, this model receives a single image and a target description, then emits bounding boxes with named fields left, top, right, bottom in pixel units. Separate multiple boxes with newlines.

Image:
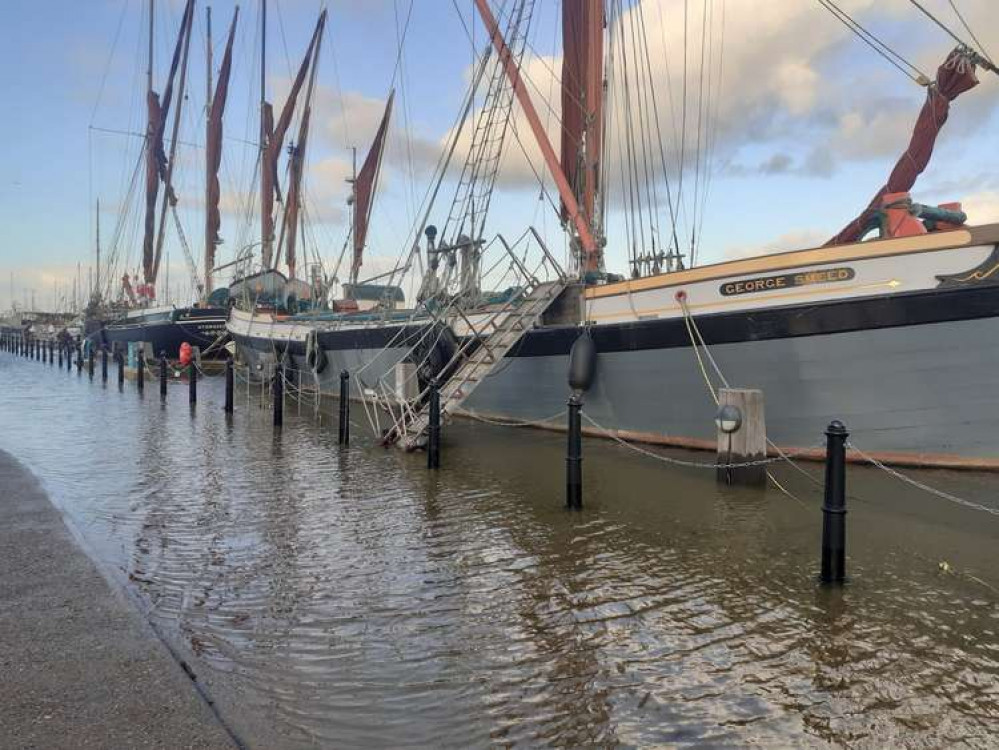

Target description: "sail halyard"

left=205, top=7, right=240, bottom=296
left=260, top=13, right=325, bottom=271
left=350, top=90, right=395, bottom=287
left=560, top=0, right=604, bottom=244
left=281, top=10, right=327, bottom=281
left=827, top=47, right=981, bottom=246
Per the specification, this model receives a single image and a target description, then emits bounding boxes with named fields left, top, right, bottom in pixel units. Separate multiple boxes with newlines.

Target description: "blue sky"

left=1, top=0, right=997, bottom=311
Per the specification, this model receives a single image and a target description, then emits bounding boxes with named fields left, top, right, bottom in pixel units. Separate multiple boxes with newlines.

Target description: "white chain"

left=848, top=441, right=999, bottom=517
left=580, top=411, right=818, bottom=470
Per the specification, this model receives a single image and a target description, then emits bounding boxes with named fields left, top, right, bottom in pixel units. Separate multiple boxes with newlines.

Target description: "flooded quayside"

left=2, top=353, right=999, bottom=748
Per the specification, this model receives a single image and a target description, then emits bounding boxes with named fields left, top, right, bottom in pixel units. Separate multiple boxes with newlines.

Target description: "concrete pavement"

left=0, top=450, right=239, bottom=749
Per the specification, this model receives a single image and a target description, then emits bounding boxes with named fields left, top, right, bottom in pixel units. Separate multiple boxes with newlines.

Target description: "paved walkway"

left=0, top=451, right=238, bottom=749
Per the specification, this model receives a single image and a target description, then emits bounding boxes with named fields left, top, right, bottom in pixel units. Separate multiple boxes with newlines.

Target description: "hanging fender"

left=568, top=328, right=597, bottom=392
left=306, top=330, right=327, bottom=375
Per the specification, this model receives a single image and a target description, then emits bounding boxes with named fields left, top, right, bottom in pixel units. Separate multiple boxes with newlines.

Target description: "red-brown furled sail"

left=260, top=12, right=324, bottom=269
left=205, top=7, right=239, bottom=293
left=827, top=47, right=979, bottom=246
left=350, top=90, right=395, bottom=285
left=142, top=0, right=195, bottom=286
left=282, top=10, right=326, bottom=280
left=560, top=0, right=603, bottom=235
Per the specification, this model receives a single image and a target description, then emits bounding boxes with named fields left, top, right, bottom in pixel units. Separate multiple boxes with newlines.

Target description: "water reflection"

left=1, top=355, right=998, bottom=747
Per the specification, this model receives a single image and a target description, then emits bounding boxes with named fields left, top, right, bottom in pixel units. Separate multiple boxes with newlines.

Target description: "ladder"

left=389, top=279, right=566, bottom=449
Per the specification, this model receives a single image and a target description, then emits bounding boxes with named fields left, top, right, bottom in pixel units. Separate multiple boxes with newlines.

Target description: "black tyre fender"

left=306, top=330, right=327, bottom=374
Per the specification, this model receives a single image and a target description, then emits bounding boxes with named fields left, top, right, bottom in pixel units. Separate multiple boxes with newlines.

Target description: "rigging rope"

left=815, top=0, right=930, bottom=85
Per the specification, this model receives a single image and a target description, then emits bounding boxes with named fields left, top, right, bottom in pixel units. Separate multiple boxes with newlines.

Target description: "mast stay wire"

left=946, top=0, right=994, bottom=67
left=814, top=0, right=930, bottom=85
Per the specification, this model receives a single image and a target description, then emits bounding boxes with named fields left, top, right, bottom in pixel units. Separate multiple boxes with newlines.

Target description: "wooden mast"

left=259, top=0, right=268, bottom=268
left=472, top=0, right=599, bottom=272
left=95, top=198, right=101, bottom=299
left=204, top=5, right=212, bottom=299
left=150, top=0, right=195, bottom=287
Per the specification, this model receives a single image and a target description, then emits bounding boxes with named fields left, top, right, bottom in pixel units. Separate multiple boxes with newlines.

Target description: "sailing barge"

left=229, top=1, right=999, bottom=469
left=89, top=0, right=238, bottom=359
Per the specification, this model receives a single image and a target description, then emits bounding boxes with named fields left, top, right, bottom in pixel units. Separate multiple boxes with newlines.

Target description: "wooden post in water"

left=58, top=344, right=63, bottom=369
left=48, top=340, right=54, bottom=365
left=273, top=364, right=284, bottom=427
left=101, top=346, right=108, bottom=383
left=566, top=394, right=583, bottom=509
left=117, top=350, right=125, bottom=388
left=88, top=345, right=95, bottom=378
left=189, top=361, right=197, bottom=406
left=338, top=370, right=349, bottom=446
left=427, top=379, right=441, bottom=469
left=159, top=352, right=168, bottom=400
left=76, top=343, right=83, bottom=374
left=821, top=420, right=849, bottom=585
left=224, top=358, right=234, bottom=414
left=715, top=388, right=767, bottom=486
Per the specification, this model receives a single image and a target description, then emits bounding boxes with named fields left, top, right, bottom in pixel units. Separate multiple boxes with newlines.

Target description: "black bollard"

left=136, top=348, right=144, bottom=393
left=224, top=358, right=234, bottom=414
left=58, top=345, right=63, bottom=369
left=88, top=345, right=95, bottom=378
left=189, top=362, right=197, bottom=406
left=427, top=379, right=440, bottom=469
left=566, top=394, right=583, bottom=510
left=117, top=351, right=125, bottom=388
left=338, top=370, right=350, bottom=446
left=76, top=344, right=83, bottom=374
left=159, top=352, right=168, bottom=400
left=273, top=364, right=284, bottom=427
left=820, top=420, right=849, bottom=585
left=101, top=347, right=108, bottom=383
left=49, top=340, right=54, bottom=365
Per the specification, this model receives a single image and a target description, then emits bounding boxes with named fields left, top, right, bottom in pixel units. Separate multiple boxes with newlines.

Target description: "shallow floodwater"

left=2, top=354, right=998, bottom=748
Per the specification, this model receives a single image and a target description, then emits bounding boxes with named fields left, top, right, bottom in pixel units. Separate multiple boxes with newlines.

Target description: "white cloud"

left=960, top=190, right=999, bottom=225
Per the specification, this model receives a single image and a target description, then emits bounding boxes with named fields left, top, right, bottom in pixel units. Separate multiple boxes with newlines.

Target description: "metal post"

left=159, top=352, right=168, bottom=400
left=49, top=340, right=54, bottom=365
left=820, top=420, right=849, bottom=585
left=117, top=351, right=125, bottom=388
left=338, top=370, right=349, bottom=445
left=136, top=347, right=144, bottom=392
left=427, top=378, right=440, bottom=469
left=76, top=343, right=83, bottom=374
left=189, top=361, right=197, bottom=405
left=88, top=345, right=95, bottom=378
left=224, top=358, right=234, bottom=414
left=566, top=394, right=583, bottom=509
left=101, top=346, right=108, bottom=382
left=58, top=345, right=63, bottom=369
left=273, top=364, right=284, bottom=427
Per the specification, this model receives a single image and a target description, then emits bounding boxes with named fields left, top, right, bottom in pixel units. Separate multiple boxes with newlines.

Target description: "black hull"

left=93, top=307, right=229, bottom=359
